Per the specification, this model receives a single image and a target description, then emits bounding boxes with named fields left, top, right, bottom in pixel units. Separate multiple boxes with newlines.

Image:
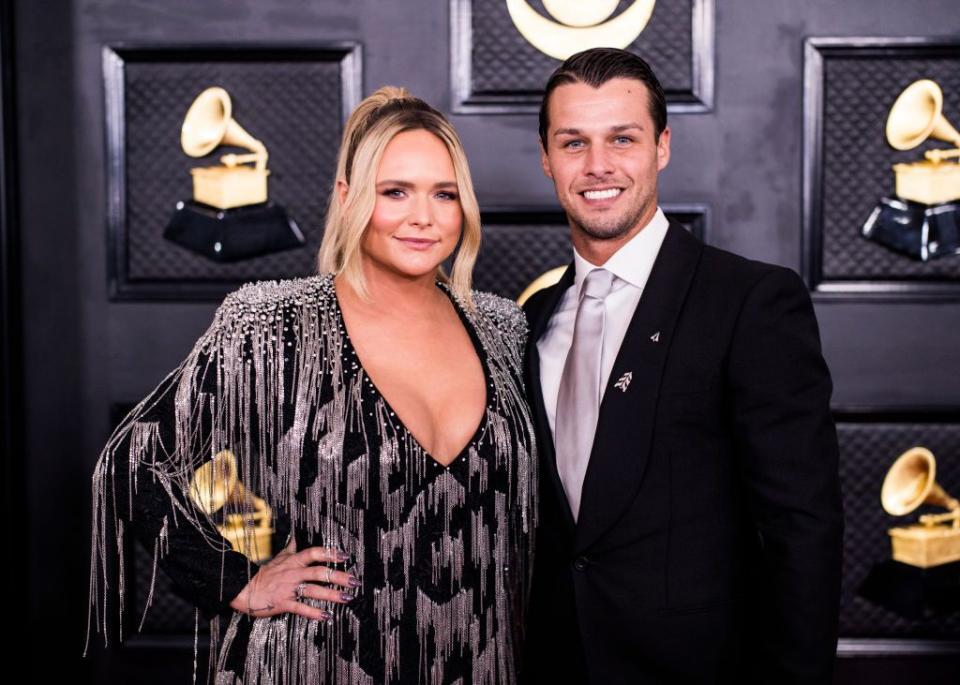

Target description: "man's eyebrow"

left=611, top=122, right=644, bottom=133
left=553, top=123, right=644, bottom=137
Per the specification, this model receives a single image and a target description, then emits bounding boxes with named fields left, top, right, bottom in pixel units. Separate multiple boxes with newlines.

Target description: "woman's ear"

left=336, top=179, right=349, bottom=206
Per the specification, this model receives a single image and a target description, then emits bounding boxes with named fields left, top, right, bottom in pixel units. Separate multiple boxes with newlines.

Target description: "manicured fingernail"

left=335, top=550, right=350, bottom=562
left=319, top=611, right=333, bottom=622
left=347, top=576, right=360, bottom=588
left=340, top=592, right=355, bottom=602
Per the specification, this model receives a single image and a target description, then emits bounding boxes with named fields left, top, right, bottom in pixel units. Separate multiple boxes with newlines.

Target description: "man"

left=522, top=48, right=843, bottom=684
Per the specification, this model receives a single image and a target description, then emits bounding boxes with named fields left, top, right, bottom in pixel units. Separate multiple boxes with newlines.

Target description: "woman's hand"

left=229, top=538, right=359, bottom=621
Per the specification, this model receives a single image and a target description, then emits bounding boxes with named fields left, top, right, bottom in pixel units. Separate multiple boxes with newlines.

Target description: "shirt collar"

left=572, top=206, right=670, bottom=296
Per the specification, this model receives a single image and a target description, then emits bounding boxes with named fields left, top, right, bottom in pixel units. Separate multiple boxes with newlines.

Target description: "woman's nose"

left=408, top=194, right=433, bottom=227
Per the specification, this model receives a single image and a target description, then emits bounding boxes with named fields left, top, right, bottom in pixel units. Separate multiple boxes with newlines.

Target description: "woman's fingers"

left=294, top=546, right=350, bottom=567
left=298, top=582, right=356, bottom=605
left=276, top=599, right=333, bottom=623
left=305, top=565, right=359, bottom=590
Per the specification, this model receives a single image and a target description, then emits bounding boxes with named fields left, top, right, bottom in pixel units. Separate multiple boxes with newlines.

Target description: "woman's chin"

left=365, top=259, right=446, bottom=283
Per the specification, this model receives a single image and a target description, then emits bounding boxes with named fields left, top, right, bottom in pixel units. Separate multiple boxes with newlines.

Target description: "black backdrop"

left=5, top=1, right=959, bottom=682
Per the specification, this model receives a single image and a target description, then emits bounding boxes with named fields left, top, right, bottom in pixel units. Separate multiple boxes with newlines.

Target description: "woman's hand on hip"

left=228, top=537, right=358, bottom=621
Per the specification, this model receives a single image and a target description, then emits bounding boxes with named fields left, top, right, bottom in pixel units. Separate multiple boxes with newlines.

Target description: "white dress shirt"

left=538, top=207, right=670, bottom=443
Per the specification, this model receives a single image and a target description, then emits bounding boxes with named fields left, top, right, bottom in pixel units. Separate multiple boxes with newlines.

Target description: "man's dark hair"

left=538, top=47, right=667, bottom=149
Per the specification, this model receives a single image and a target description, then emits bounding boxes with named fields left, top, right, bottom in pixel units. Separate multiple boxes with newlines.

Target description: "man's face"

left=540, top=78, right=670, bottom=244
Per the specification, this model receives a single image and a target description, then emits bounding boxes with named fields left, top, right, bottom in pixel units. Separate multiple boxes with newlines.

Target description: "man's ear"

left=656, top=126, right=671, bottom=171
left=336, top=179, right=349, bottom=206
left=540, top=143, right=553, bottom=180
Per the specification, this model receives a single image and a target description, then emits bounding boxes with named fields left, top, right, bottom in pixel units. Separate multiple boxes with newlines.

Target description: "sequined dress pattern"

left=86, top=275, right=537, bottom=684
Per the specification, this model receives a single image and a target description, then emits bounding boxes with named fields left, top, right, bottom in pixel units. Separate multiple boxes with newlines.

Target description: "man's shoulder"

left=696, top=243, right=805, bottom=296
left=521, top=275, right=569, bottom=323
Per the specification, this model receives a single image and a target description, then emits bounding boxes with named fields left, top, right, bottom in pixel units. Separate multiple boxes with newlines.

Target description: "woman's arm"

left=86, top=294, right=360, bottom=650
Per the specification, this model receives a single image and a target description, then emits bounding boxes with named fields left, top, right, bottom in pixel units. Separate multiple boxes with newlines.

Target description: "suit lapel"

left=575, top=222, right=703, bottom=552
left=525, top=264, right=577, bottom=535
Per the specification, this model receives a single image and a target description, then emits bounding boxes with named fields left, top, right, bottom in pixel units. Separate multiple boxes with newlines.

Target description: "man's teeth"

left=583, top=188, right=621, bottom=200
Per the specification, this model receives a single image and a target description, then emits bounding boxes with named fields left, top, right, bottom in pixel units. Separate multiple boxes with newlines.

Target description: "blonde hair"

left=318, top=86, right=481, bottom=306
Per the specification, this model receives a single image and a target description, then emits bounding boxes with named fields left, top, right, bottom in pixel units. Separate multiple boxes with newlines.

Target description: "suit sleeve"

left=87, top=306, right=263, bottom=648
left=725, top=267, right=843, bottom=683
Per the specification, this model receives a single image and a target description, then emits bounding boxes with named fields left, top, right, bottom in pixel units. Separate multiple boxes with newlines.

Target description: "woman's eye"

left=436, top=191, right=458, bottom=201
left=383, top=188, right=406, bottom=198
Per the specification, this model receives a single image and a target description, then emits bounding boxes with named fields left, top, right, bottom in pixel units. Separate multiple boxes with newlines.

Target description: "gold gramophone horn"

left=516, top=266, right=568, bottom=306
left=881, top=446, right=959, bottom=516
left=181, top=87, right=266, bottom=163
left=190, top=449, right=238, bottom=514
left=189, top=450, right=273, bottom=562
left=885, top=79, right=960, bottom=153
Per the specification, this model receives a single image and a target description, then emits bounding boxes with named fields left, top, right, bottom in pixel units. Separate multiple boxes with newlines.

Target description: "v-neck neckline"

left=331, top=277, right=493, bottom=471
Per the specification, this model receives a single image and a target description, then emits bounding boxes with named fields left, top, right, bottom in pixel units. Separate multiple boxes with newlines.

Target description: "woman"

left=86, top=87, right=537, bottom=684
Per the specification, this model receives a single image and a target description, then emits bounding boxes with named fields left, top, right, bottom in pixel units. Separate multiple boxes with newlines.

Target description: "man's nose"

left=583, top=145, right=614, bottom=177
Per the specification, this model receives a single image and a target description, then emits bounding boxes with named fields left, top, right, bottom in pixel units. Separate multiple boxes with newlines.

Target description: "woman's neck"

left=336, top=263, right=445, bottom=318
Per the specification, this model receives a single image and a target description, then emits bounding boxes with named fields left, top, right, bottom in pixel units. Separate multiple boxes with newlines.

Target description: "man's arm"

left=725, top=266, right=844, bottom=683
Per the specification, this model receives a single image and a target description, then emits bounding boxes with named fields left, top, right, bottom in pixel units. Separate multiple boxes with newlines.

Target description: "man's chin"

left=572, top=219, right=635, bottom=242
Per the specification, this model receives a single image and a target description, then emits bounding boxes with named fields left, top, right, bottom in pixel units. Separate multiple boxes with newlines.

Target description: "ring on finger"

left=294, top=582, right=307, bottom=602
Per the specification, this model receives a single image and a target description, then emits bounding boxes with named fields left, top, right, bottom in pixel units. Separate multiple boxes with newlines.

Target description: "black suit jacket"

left=522, top=221, right=844, bottom=684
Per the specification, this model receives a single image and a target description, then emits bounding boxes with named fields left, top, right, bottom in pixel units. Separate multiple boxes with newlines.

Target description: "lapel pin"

left=650, top=331, right=661, bottom=342
left=614, top=371, right=633, bottom=392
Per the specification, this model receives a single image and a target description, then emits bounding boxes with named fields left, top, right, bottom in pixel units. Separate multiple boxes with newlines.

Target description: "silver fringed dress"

left=86, top=274, right=537, bottom=684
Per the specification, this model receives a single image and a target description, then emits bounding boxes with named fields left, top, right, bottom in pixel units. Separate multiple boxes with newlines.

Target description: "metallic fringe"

left=85, top=275, right=537, bottom=684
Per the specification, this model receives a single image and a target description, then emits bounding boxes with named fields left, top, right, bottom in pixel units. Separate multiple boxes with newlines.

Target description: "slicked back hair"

left=538, top=47, right=667, bottom=149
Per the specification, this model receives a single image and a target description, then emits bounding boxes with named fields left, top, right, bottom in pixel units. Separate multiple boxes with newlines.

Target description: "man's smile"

left=578, top=186, right=625, bottom=206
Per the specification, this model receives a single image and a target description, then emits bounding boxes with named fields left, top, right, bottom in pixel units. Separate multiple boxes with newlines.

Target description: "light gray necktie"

left=555, top=268, right=615, bottom=521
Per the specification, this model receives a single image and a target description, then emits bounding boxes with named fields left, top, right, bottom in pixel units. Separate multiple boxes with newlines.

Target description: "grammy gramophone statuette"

left=163, top=86, right=305, bottom=263
left=862, top=79, right=960, bottom=261
left=188, top=449, right=274, bottom=563
left=880, top=446, right=960, bottom=568
left=858, top=446, right=960, bottom=618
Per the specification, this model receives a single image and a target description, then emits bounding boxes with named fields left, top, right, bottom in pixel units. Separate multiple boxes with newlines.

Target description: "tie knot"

left=582, top=268, right=615, bottom=300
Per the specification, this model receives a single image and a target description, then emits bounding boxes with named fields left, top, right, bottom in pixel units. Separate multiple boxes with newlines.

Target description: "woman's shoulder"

left=222, top=274, right=334, bottom=311
left=209, top=274, right=335, bottom=338
left=470, top=289, right=528, bottom=340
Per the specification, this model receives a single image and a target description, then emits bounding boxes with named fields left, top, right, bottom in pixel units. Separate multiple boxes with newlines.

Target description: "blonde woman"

left=87, top=88, right=537, bottom=684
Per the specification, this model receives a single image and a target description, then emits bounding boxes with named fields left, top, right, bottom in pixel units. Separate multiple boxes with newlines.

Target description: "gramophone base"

left=889, top=524, right=960, bottom=568
left=164, top=200, right=305, bottom=263
left=893, top=160, right=960, bottom=206
left=220, top=521, right=274, bottom=564
left=191, top=165, right=269, bottom=210
left=861, top=197, right=960, bottom=261
left=859, top=559, right=960, bottom=619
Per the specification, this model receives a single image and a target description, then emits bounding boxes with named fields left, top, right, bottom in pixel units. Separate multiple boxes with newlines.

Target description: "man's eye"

left=613, top=136, right=633, bottom=145
left=563, top=140, right=584, bottom=150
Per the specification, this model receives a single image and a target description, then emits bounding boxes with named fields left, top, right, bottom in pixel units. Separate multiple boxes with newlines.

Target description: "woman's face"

left=360, top=128, right=463, bottom=282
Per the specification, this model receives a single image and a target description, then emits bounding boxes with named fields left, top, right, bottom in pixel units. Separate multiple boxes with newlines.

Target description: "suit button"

left=572, top=556, right=589, bottom=572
